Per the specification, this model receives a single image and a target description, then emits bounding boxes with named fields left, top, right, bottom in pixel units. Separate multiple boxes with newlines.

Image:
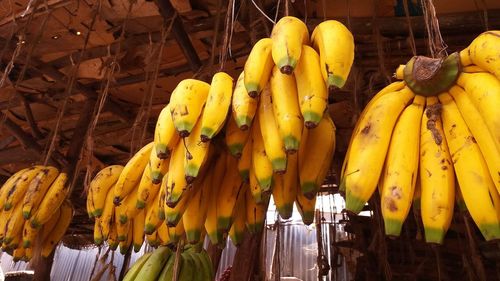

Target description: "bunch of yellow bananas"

left=87, top=16, right=353, bottom=251
left=0, top=165, right=74, bottom=261
left=123, top=245, right=213, bottom=281
left=342, top=31, right=500, bottom=244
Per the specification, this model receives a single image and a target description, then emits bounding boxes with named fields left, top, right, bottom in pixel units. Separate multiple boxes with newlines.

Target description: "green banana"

left=122, top=252, right=152, bottom=281
left=135, top=246, right=172, bottom=281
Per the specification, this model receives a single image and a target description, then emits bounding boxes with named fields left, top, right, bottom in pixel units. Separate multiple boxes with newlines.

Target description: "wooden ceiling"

left=1, top=0, right=500, bottom=233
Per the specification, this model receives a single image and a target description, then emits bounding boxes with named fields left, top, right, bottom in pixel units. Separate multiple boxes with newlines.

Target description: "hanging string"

left=251, top=0, right=275, bottom=24
left=274, top=0, right=281, bottom=23
left=284, top=0, right=289, bottom=16
left=403, top=0, right=417, bottom=56
left=420, top=0, right=447, bottom=58
left=219, top=0, right=235, bottom=71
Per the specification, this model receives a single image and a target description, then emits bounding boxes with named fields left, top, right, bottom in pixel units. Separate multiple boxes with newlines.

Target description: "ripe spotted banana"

left=232, top=71, right=258, bottom=129
left=244, top=38, right=274, bottom=98
left=271, top=16, right=309, bottom=75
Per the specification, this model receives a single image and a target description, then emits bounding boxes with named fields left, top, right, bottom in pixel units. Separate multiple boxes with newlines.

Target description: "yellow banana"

left=343, top=87, right=415, bottom=214
left=115, top=189, right=139, bottom=224
left=22, top=219, right=39, bottom=248
left=113, top=142, right=153, bottom=205
left=155, top=103, right=180, bottom=159
left=94, top=218, right=103, bottom=245
left=271, top=16, right=309, bottom=75
left=258, top=85, right=287, bottom=173
left=439, top=92, right=500, bottom=240
left=41, top=200, right=73, bottom=257
left=157, top=223, right=170, bottom=246
left=449, top=85, right=500, bottom=194
left=41, top=208, right=61, bottom=245
left=13, top=246, right=25, bottom=262
left=22, top=166, right=59, bottom=219
left=226, top=115, right=250, bottom=158
left=296, top=187, right=317, bottom=226
left=232, top=71, right=258, bottom=129
left=0, top=210, right=9, bottom=243
left=200, top=72, right=234, bottom=141
left=119, top=225, right=133, bottom=254
left=116, top=216, right=131, bottom=242
left=217, top=154, right=245, bottom=232
left=108, top=223, right=119, bottom=250
left=248, top=162, right=266, bottom=204
left=3, top=166, right=43, bottom=211
left=149, top=145, right=170, bottom=185
left=165, top=140, right=189, bottom=206
left=251, top=117, right=274, bottom=193
left=30, top=172, right=69, bottom=228
left=245, top=189, right=268, bottom=233
left=144, top=187, right=165, bottom=235
left=88, top=165, right=123, bottom=217
left=456, top=72, right=500, bottom=147
left=168, top=218, right=184, bottom=243
left=183, top=172, right=211, bottom=244
left=462, top=31, right=500, bottom=79
left=99, top=187, right=115, bottom=240
left=229, top=196, right=246, bottom=246
left=273, top=152, right=298, bottom=219
left=311, top=20, right=355, bottom=91
left=165, top=186, right=193, bottom=227
left=2, top=201, right=25, bottom=245
left=380, top=95, right=424, bottom=236
left=136, top=161, right=163, bottom=209
left=419, top=96, right=455, bottom=244
left=185, top=113, right=211, bottom=183
left=294, top=45, right=328, bottom=128
left=133, top=209, right=145, bottom=252
left=238, top=137, right=252, bottom=182
left=170, top=79, right=210, bottom=137
left=0, top=168, right=30, bottom=209
left=269, top=66, right=303, bottom=153
left=299, top=114, right=336, bottom=199
left=205, top=151, right=225, bottom=245
left=244, top=38, right=274, bottom=98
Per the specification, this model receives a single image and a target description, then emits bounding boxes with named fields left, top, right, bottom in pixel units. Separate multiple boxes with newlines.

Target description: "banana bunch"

left=123, top=245, right=214, bottom=281
left=342, top=31, right=500, bottom=244
left=244, top=16, right=354, bottom=130
left=0, top=165, right=74, bottom=262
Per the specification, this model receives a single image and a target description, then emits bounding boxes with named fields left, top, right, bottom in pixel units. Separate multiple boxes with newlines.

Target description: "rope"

left=251, top=0, right=275, bottom=24
left=403, top=0, right=417, bottom=56
left=420, top=0, right=448, bottom=58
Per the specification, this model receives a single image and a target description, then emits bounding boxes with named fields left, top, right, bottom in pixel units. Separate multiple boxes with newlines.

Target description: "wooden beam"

left=154, top=0, right=202, bottom=72
left=0, top=146, right=40, bottom=165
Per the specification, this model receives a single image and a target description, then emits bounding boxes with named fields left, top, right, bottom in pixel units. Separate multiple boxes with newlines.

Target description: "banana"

left=99, top=187, right=115, bottom=240
left=379, top=95, right=425, bottom=236
left=238, top=137, right=252, bottom=182
left=226, top=115, right=250, bottom=158
left=135, top=246, right=172, bottom=280
left=0, top=209, right=9, bottom=243
left=13, top=246, right=25, bottom=262
left=146, top=230, right=160, bottom=247
left=217, top=154, right=245, bottom=233
left=157, top=222, right=170, bottom=245
left=462, top=31, right=500, bottom=79
left=183, top=171, right=211, bottom=244
left=439, top=92, right=500, bottom=240
left=114, top=142, right=153, bottom=205
left=41, top=207, right=61, bottom=245
left=116, top=216, right=131, bottom=242
left=419, top=97, right=455, bottom=244
left=144, top=185, right=165, bottom=235
left=120, top=222, right=133, bottom=254
left=87, top=187, right=94, bottom=218
left=115, top=189, right=139, bottom=224
left=136, top=162, right=163, bottom=209
left=271, top=16, right=309, bottom=75
left=456, top=72, right=500, bottom=148
left=258, top=85, right=287, bottom=173
left=449, top=85, right=500, bottom=194
left=88, top=165, right=123, bottom=217
left=248, top=162, right=265, bottom=204
left=0, top=168, right=30, bottom=208
left=168, top=218, right=185, bottom=243
left=200, top=72, right=234, bottom=141
left=229, top=196, right=246, bottom=246
left=24, top=247, right=33, bottom=261
left=251, top=117, right=274, bottom=194
left=343, top=87, right=415, bottom=214
left=149, top=145, right=170, bottom=185
left=30, top=172, right=69, bottom=228
left=273, top=152, right=298, bottom=219
left=170, top=79, right=211, bottom=137
left=165, top=186, right=193, bottom=227
left=185, top=113, right=211, bottom=183
left=178, top=253, right=195, bottom=281
left=296, top=186, right=317, bottom=225
left=244, top=38, right=274, bottom=98
left=245, top=188, right=268, bottom=234
left=232, top=71, right=258, bottom=129
left=185, top=251, right=208, bottom=281
left=294, top=45, right=328, bottom=128
left=3, top=200, right=26, bottom=245
left=22, top=219, right=39, bottom=248
left=3, top=229, right=20, bottom=250
left=204, top=151, right=225, bottom=245
left=123, top=252, right=152, bottom=281
left=270, top=66, right=303, bottom=152
left=108, top=223, right=119, bottom=250
left=3, top=166, right=43, bottom=211
left=94, top=218, right=103, bottom=245
left=155, top=103, right=180, bottom=159
left=298, top=114, right=336, bottom=199
left=22, top=166, right=59, bottom=219
left=165, top=139, right=189, bottom=206
left=41, top=200, right=73, bottom=257
left=311, top=20, right=354, bottom=91
left=133, top=209, right=145, bottom=252
left=158, top=252, right=177, bottom=280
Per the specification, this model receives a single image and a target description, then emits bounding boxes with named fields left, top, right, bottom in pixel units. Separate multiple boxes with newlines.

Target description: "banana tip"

left=113, top=197, right=122, bottom=206
left=304, top=121, right=318, bottom=129
left=200, top=135, right=211, bottom=142
left=280, top=65, right=294, bottom=75
left=247, top=91, right=258, bottom=98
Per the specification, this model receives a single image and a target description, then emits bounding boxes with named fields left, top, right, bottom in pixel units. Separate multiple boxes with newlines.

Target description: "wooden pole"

left=229, top=230, right=264, bottom=281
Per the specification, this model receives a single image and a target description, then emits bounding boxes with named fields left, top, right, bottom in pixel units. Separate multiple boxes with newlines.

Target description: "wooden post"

left=207, top=241, right=224, bottom=276
left=229, top=231, right=264, bottom=281
left=32, top=249, right=55, bottom=281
